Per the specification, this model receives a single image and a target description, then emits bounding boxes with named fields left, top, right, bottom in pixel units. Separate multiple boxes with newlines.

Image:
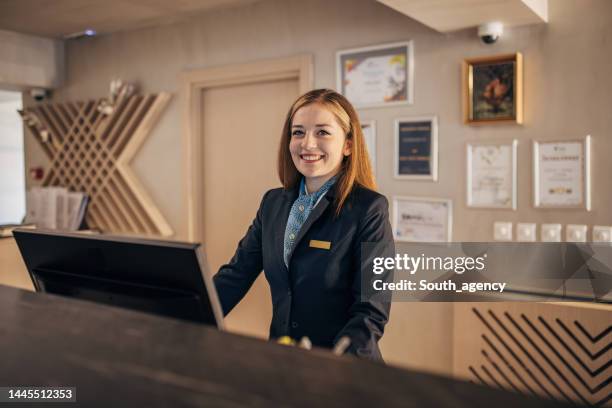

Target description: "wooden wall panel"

left=454, top=303, right=611, bottom=406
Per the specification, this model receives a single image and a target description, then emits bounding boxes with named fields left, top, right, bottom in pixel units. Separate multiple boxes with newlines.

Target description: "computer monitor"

left=12, top=229, right=224, bottom=328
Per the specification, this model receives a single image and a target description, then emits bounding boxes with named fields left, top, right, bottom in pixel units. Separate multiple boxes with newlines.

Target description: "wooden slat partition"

left=20, top=93, right=173, bottom=237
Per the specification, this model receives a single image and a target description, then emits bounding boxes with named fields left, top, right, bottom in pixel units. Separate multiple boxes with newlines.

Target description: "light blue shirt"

left=283, top=176, right=337, bottom=267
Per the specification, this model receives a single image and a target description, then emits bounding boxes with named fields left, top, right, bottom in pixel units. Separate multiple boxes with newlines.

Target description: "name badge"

left=309, top=240, right=331, bottom=250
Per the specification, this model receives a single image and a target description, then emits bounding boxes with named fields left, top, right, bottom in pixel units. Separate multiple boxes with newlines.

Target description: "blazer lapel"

left=275, top=187, right=298, bottom=274
left=286, top=182, right=337, bottom=267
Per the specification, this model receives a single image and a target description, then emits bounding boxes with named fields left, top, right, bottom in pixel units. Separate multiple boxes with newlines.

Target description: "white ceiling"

left=0, top=0, right=261, bottom=38
left=377, top=0, right=548, bottom=32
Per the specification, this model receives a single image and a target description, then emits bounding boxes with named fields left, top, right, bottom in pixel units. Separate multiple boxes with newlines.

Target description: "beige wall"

left=25, top=0, right=612, bottom=242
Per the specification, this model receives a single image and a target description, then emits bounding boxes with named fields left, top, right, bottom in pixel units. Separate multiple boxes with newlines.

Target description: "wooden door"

left=202, top=78, right=299, bottom=338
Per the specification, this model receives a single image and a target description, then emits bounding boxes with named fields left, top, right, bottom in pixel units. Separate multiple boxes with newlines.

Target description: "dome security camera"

left=478, top=22, right=503, bottom=44
left=30, top=88, right=50, bottom=102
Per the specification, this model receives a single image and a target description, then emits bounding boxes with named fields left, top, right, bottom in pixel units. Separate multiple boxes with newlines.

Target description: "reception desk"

left=0, top=284, right=571, bottom=407
left=0, top=236, right=33, bottom=291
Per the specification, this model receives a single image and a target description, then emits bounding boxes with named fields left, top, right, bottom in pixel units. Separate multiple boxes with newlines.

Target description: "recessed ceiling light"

left=64, top=29, right=97, bottom=40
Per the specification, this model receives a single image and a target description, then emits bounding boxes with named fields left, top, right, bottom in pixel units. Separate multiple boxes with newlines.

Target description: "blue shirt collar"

left=299, top=175, right=338, bottom=202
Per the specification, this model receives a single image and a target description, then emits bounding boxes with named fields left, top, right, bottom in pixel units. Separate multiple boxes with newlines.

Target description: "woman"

left=213, top=89, right=394, bottom=361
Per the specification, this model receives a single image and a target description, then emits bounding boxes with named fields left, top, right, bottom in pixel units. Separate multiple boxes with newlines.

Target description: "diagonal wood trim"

left=555, top=319, right=612, bottom=375
left=464, top=305, right=612, bottom=407
left=518, top=314, right=601, bottom=398
left=472, top=308, right=560, bottom=401
left=482, top=348, right=523, bottom=394
left=482, top=334, right=539, bottom=397
left=575, top=321, right=612, bottom=343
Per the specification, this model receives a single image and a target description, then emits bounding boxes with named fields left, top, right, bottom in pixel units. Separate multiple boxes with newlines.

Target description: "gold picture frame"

left=462, top=53, right=523, bottom=125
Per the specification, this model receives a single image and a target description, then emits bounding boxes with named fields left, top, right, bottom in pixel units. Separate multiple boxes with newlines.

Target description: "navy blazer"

left=213, top=182, right=395, bottom=360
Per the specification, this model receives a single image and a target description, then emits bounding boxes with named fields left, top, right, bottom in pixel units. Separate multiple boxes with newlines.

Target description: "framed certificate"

left=393, top=196, right=452, bottom=242
left=361, top=120, right=377, bottom=176
left=336, top=41, right=414, bottom=108
left=533, top=136, right=591, bottom=210
left=466, top=140, right=517, bottom=209
left=394, top=116, right=438, bottom=181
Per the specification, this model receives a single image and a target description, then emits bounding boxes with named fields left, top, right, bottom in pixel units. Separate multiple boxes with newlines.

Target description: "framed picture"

left=466, top=140, right=517, bottom=209
left=393, top=196, right=452, bottom=242
left=462, top=53, right=523, bottom=124
left=337, top=41, right=414, bottom=109
left=361, top=120, right=377, bottom=176
left=394, top=116, right=438, bottom=181
left=533, top=135, right=591, bottom=210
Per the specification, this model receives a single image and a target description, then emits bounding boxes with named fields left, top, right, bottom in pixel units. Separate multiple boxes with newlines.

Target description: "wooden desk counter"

left=0, top=284, right=571, bottom=408
left=0, top=237, right=33, bottom=291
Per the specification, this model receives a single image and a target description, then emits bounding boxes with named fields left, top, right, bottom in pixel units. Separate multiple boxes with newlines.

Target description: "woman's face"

left=289, top=103, right=351, bottom=191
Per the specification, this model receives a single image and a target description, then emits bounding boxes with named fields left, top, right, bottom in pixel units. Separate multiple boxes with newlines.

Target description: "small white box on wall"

left=493, top=222, right=512, bottom=241
left=541, top=224, right=562, bottom=242
left=566, top=224, right=587, bottom=242
left=517, top=223, right=536, bottom=242
left=593, top=226, right=612, bottom=242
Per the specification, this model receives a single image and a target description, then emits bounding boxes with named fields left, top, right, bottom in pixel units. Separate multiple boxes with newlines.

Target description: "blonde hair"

left=277, top=89, right=376, bottom=214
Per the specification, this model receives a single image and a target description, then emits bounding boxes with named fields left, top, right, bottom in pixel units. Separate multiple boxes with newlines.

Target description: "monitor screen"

left=13, top=229, right=224, bottom=328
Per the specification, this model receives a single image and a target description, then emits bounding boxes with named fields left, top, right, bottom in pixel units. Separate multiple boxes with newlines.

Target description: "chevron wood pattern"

left=454, top=303, right=612, bottom=407
left=21, top=94, right=173, bottom=237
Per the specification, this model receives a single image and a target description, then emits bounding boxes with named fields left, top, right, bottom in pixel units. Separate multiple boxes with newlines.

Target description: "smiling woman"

left=213, top=89, right=395, bottom=361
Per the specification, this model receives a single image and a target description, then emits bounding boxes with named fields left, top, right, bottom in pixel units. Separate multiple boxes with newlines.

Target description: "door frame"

left=181, top=55, right=313, bottom=242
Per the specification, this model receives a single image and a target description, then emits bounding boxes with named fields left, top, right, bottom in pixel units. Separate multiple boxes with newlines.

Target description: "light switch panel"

left=566, top=224, right=587, bottom=242
left=517, top=223, right=536, bottom=242
left=541, top=224, right=562, bottom=242
left=494, top=222, right=512, bottom=241
left=593, top=226, right=612, bottom=242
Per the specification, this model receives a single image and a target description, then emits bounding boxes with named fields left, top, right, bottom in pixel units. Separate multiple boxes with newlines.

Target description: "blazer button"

left=291, top=321, right=298, bottom=329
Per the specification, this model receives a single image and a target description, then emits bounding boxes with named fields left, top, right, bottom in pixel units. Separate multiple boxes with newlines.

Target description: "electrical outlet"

left=493, top=222, right=512, bottom=241
left=566, top=224, right=587, bottom=242
left=517, top=223, right=536, bottom=242
left=593, top=226, right=612, bottom=242
left=541, top=224, right=561, bottom=242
